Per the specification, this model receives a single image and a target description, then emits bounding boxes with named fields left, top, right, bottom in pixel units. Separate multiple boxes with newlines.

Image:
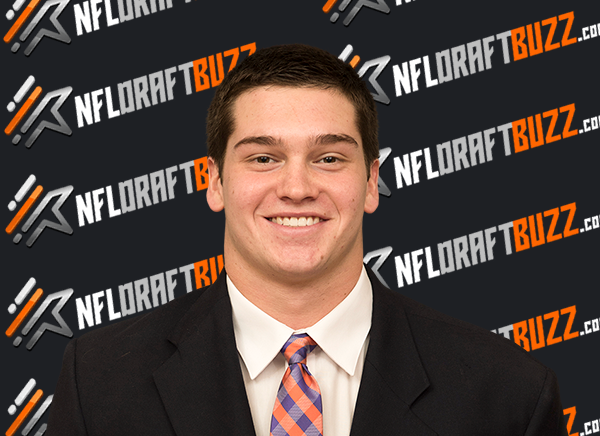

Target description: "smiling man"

left=207, top=85, right=378, bottom=330
left=47, top=44, right=567, bottom=436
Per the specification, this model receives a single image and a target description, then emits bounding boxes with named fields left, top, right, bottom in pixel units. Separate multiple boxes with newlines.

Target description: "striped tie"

left=270, top=333, right=323, bottom=436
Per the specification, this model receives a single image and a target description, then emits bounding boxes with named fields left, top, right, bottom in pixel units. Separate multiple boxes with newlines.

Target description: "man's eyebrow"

left=233, top=136, right=282, bottom=148
left=232, top=133, right=359, bottom=149
left=313, top=133, right=359, bottom=148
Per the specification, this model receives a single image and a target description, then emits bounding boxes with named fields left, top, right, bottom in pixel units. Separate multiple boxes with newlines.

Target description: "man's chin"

left=267, top=257, right=327, bottom=281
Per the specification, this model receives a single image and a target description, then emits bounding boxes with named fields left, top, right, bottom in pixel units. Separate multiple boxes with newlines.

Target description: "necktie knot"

left=282, top=333, right=317, bottom=366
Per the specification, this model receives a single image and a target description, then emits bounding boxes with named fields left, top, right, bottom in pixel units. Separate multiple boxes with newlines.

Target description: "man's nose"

left=276, top=159, right=319, bottom=202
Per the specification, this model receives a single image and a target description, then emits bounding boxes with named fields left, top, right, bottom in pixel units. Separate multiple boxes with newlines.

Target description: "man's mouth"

left=268, top=217, right=322, bottom=227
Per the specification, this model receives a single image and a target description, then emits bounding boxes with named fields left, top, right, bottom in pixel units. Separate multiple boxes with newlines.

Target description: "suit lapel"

left=350, top=268, right=438, bottom=436
left=153, top=273, right=256, bottom=436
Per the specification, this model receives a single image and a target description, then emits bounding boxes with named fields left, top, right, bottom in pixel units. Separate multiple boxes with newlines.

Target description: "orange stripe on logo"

left=322, top=0, right=339, bottom=13
left=5, top=288, right=43, bottom=337
left=5, top=389, right=43, bottom=436
left=5, top=185, right=43, bottom=235
left=3, top=0, right=42, bottom=43
left=4, top=86, right=42, bottom=136
left=349, top=55, right=360, bottom=69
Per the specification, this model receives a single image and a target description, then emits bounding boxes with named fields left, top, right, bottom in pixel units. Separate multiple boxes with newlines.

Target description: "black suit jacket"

left=46, top=268, right=568, bottom=435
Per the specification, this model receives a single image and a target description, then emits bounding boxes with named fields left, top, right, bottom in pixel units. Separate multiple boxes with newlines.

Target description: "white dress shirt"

left=227, top=266, right=373, bottom=436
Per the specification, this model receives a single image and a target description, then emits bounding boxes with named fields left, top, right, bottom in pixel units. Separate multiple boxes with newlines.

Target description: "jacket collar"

left=349, top=267, right=437, bottom=436
left=153, top=272, right=256, bottom=436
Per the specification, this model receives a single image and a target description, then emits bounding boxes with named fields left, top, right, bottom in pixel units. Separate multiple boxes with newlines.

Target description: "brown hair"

left=206, top=43, right=379, bottom=178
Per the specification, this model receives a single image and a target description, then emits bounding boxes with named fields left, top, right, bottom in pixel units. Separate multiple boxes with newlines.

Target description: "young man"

left=47, top=44, right=567, bottom=436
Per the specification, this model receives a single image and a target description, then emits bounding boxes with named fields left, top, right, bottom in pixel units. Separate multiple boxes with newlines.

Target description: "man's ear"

left=206, top=157, right=225, bottom=212
left=364, top=158, right=380, bottom=214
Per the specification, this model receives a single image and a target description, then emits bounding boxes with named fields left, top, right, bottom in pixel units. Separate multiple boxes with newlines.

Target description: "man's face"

left=207, top=86, right=379, bottom=282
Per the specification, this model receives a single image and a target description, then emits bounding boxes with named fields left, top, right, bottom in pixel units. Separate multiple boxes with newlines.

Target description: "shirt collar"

left=227, top=266, right=372, bottom=380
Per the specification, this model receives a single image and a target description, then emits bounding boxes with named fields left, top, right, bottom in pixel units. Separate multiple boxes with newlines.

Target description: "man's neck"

left=225, top=254, right=364, bottom=330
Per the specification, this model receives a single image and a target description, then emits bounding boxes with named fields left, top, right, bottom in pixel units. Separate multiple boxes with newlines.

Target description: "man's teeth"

left=270, top=217, right=320, bottom=227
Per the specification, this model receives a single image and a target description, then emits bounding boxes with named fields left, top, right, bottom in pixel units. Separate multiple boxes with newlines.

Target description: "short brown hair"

left=206, top=44, right=379, bottom=178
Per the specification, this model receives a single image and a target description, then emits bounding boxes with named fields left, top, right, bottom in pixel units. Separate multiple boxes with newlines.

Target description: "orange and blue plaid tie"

left=270, top=333, right=323, bottom=436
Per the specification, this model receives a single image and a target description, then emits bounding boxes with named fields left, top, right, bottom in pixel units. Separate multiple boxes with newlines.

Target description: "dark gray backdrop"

left=2, top=0, right=599, bottom=433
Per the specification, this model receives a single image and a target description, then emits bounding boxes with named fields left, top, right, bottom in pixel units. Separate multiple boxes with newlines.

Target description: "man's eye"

left=320, top=156, right=338, bottom=163
left=255, top=156, right=272, bottom=164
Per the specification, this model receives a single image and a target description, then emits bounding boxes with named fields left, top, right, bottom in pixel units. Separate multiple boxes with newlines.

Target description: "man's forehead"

left=231, top=85, right=356, bottom=118
left=227, top=86, right=360, bottom=149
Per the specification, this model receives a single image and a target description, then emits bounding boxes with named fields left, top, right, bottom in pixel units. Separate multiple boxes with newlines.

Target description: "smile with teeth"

left=269, top=217, right=322, bottom=227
